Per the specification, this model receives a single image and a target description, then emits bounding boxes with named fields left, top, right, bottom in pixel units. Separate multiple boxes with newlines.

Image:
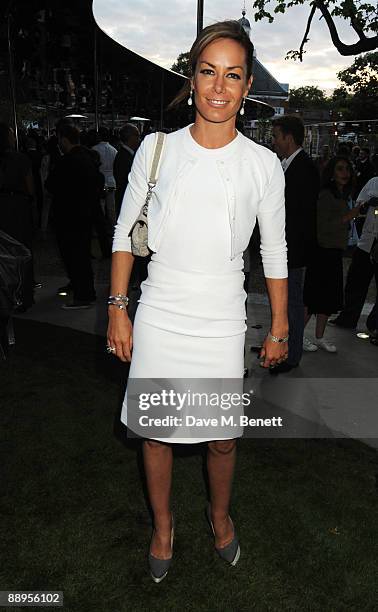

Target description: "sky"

left=92, top=0, right=360, bottom=94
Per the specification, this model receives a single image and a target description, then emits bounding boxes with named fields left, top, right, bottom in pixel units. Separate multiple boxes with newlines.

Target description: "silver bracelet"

left=108, top=301, right=128, bottom=311
left=268, top=331, right=289, bottom=343
left=108, top=294, right=129, bottom=306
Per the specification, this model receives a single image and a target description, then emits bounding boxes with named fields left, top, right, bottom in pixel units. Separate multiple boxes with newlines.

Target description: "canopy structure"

left=0, top=0, right=281, bottom=130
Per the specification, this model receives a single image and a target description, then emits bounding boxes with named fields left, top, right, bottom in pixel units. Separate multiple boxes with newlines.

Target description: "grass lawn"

left=1, top=319, right=378, bottom=612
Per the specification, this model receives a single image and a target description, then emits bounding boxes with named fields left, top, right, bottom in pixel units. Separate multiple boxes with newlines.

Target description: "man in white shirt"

left=330, top=176, right=378, bottom=330
left=92, top=127, right=117, bottom=226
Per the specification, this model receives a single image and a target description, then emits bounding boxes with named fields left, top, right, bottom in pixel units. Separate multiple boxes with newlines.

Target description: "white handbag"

left=128, top=132, right=166, bottom=257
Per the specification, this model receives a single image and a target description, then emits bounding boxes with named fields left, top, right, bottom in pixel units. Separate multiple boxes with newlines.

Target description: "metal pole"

left=7, top=11, right=19, bottom=151
left=197, top=0, right=204, bottom=36
left=46, top=107, right=50, bottom=139
left=94, top=26, right=99, bottom=132
left=160, top=72, right=164, bottom=130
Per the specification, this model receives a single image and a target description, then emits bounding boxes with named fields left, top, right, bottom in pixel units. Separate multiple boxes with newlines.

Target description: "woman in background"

left=303, top=156, right=359, bottom=352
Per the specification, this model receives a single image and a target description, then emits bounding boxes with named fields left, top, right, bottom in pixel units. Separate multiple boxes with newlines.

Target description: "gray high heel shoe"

left=148, top=513, right=174, bottom=583
left=206, top=504, right=240, bottom=566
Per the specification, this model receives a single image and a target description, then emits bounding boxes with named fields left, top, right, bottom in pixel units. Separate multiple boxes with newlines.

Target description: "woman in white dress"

left=107, top=20, right=288, bottom=582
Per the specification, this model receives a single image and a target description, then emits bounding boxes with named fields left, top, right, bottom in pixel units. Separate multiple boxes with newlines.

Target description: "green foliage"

left=329, top=54, right=378, bottom=120
left=289, top=85, right=327, bottom=108
left=253, top=0, right=378, bottom=59
left=329, top=86, right=353, bottom=119
left=171, top=52, right=191, bottom=77
left=337, top=51, right=378, bottom=93
left=336, top=52, right=378, bottom=118
left=330, top=86, right=351, bottom=106
left=253, top=0, right=378, bottom=34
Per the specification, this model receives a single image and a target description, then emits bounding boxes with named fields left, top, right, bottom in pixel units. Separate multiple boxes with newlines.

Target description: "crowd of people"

left=0, top=119, right=141, bottom=313
left=0, top=114, right=377, bottom=350
left=270, top=115, right=377, bottom=368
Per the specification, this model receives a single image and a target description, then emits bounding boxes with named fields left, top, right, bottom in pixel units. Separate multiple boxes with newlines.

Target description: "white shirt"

left=356, top=177, right=378, bottom=254
left=139, top=130, right=246, bottom=335
left=281, top=147, right=303, bottom=173
left=113, top=125, right=287, bottom=278
left=92, top=141, right=117, bottom=187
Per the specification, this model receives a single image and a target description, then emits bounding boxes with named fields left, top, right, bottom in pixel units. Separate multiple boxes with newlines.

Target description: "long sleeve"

left=284, top=153, right=320, bottom=267
left=257, top=155, right=288, bottom=278
left=112, top=138, right=147, bottom=253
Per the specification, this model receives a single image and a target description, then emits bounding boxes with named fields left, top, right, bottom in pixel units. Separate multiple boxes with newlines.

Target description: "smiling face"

left=192, top=37, right=252, bottom=125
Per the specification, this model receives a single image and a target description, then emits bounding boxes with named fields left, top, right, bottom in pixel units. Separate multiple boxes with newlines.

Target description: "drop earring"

left=187, top=90, right=193, bottom=106
left=239, top=98, right=245, bottom=116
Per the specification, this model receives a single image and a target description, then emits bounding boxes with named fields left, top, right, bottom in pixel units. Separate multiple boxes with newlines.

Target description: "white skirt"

left=121, top=304, right=245, bottom=443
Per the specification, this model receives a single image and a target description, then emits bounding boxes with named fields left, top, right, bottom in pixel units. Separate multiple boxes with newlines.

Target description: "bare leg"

left=304, top=306, right=312, bottom=328
left=315, top=313, right=328, bottom=339
left=207, top=439, right=237, bottom=548
left=143, top=439, right=173, bottom=559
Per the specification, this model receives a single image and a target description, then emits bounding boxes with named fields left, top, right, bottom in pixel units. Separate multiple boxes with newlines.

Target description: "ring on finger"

left=106, top=345, right=116, bottom=354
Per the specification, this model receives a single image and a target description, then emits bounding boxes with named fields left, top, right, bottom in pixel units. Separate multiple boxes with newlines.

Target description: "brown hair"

left=272, top=115, right=305, bottom=147
left=168, top=20, right=254, bottom=109
left=321, top=156, right=354, bottom=198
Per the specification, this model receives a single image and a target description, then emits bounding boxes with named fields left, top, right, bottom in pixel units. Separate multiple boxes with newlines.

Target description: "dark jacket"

left=113, top=145, right=134, bottom=217
left=45, top=146, right=103, bottom=228
left=284, top=149, right=320, bottom=268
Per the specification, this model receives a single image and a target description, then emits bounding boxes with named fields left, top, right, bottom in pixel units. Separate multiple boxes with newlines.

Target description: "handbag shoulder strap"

left=148, top=132, right=166, bottom=187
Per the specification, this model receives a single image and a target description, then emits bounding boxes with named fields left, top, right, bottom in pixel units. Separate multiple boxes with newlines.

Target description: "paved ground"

left=11, top=230, right=378, bottom=449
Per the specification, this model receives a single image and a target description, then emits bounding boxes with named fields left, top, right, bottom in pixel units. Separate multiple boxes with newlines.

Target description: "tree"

left=336, top=51, right=378, bottom=118
left=253, top=0, right=378, bottom=61
left=288, top=85, right=327, bottom=108
left=337, top=51, right=378, bottom=92
left=171, top=52, right=191, bottom=77
left=328, top=86, right=353, bottom=119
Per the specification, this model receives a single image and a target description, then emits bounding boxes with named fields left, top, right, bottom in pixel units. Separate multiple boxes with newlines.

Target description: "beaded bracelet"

left=268, top=331, right=289, bottom=343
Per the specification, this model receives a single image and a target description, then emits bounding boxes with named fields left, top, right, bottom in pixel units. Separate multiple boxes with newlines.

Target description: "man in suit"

left=113, top=123, right=140, bottom=218
left=271, top=115, right=320, bottom=373
left=46, top=124, right=103, bottom=309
